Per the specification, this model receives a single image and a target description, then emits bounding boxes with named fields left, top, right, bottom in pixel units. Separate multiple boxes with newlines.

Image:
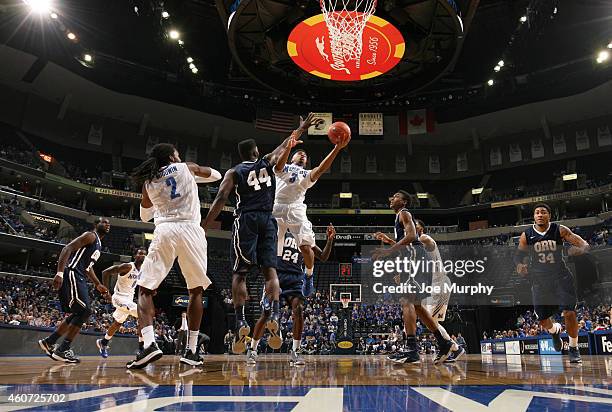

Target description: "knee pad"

left=69, top=305, right=92, bottom=326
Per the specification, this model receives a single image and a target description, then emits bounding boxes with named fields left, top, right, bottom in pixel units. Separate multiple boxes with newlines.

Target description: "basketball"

left=328, top=121, right=351, bottom=145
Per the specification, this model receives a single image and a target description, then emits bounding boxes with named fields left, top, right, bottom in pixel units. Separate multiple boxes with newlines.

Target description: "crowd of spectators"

left=0, top=197, right=60, bottom=242
left=483, top=302, right=612, bottom=340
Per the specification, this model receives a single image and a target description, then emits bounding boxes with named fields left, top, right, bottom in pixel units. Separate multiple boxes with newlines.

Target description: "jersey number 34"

left=247, top=169, right=272, bottom=191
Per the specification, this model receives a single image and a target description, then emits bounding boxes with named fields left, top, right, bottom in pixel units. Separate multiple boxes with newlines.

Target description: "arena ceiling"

left=0, top=0, right=610, bottom=119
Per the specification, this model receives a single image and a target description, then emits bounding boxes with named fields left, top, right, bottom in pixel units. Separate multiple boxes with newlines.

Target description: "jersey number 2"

left=165, top=177, right=181, bottom=199
left=247, top=169, right=272, bottom=191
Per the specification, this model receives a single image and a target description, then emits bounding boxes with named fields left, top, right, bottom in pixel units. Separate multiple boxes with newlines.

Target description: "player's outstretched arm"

left=560, top=225, right=590, bottom=255
left=310, top=138, right=348, bottom=182
left=202, top=169, right=236, bottom=228
left=53, top=232, right=96, bottom=290
left=274, top=131, right=303, bottom=173
left=102, top=263, right=133, bottom=287
left=419, top=234, right=437, bottom=252
left=374, top=232, right=396, bottom=245
left=140, top=185, right=154, bottom=222
left=86, top=267, right=111, bottom=301
left=314, top=223, right=336, bottom=261
left=266, top=113, right=318, bottom=165
left=186, top=162, right=222, bottom=183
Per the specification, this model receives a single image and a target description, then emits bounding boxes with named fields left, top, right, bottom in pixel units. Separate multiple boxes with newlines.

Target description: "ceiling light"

left=520, top=15, right=527, bottom=23
left=23, top=0, right=51, bottom=14
left=169, top=30, right=180, bottom=40
left=161, top=11, right=169, bottom=19
left=189, top=63, right=195, bottom=69
left=191, top=67, right=198, bottom=74
left=494, top=65, right=500, bottom=72
left=67, top=32, right=76, bottom=40
left=50, top=12, right=58, bottom=19
left=498, top=60, right=504, bottom=67
left=186, top=57, right=193, bottom=63
left=596, top=50, right=610, bottom=64
left=83, top=53, right=92, bottom=62
left=607, top=41, right=612, bottom=49
left=487, top=79, right=494, bottom=86
left=177, top=39, right=184, bottom=46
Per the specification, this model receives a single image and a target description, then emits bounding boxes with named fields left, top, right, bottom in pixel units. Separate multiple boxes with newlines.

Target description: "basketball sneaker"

left=232, top=321, right=251, bottom=354
left=126, top=342, right=163, bottom=369
left=52, top=348, right=80, bottom=363
left=246, top=348, right=258, bottom=365
left=180, top=348, right=203, bottom=366
left=444, top=346, right=466, bottom=363
left=434, top=339, right=454, bottom=365
left=38, top=338, right=56, bottom=359
left=302, top=271, right=314, bottom=297
left=568, top=347, right=582, bottom=364
left=290, top=348, right=305, bottom=366
left=96, top=339, right=109, bottom=358
left=266, top=313, right=282, bottom=350
left=388, top=350, right=420, bottom=364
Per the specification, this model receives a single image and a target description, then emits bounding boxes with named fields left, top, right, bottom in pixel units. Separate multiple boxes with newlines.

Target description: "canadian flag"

left=399, top=109, right=435, bottom=135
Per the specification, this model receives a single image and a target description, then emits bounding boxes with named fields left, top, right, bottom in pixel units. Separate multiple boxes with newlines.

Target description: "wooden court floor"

left=0, top=354, right=610, bottom=411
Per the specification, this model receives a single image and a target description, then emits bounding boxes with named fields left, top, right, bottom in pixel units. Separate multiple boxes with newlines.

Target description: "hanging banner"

left=597, top=125, right=612, bottom=147
left=429, top=155, right=440, bottom=174
left=308, top=112, right=333, bottom=135
left=509, top=143, right=522, bottom=162
left=552, top=134, right=566, bottom=154
left=575, top=130, right=590, bottom=151
left=490, top=147, right=502, bottom=166
left=530, top=139, right=544, bottom=159
left=456, top=152, right=468, bottom=172
left=359, top=113, right=383, bottom=135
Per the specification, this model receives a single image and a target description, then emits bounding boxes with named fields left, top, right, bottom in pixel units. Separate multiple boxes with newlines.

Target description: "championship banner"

left=597, top=125, right=612, bottom=147
left=509, top=143, right=522, bottom=162
left=429, top=155, right=440, bottom=174
left=530, top=139, right=544, bottom=159
left=552, top=134, right=566, bottom=154
left=395, top=154, right=406, bottom=173
left=88, top=124, right=103, bottom=146
left=456, top=152, right=468, bottom=172
left=359, top=113, right=383, bottom=135
left=308, top=113, right=333, bottom=135
left=575, top=130, right=590, bottom=151
left=489, top=147, right=502, bottom=166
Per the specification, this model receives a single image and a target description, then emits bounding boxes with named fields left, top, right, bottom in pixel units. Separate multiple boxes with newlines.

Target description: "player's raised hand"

left=52, top=274, right=63, bottom=291
left=298, top=112, right=323, bottom=132
left=327, top=223, right=336, bottom=239
left=286, top=131, right=303, bottom=149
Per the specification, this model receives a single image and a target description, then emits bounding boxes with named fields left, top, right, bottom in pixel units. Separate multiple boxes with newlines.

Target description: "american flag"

left=255, top=108, right=298, bottom=133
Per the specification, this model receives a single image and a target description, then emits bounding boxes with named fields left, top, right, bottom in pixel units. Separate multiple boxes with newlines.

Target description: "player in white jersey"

left=127, top=143, right=221, bottom=369
left=96, top=248, right=147, bottom=358
left=273, top=122, right=348, bottom=296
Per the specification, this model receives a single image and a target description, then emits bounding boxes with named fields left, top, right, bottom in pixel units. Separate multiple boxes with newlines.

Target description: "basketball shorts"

left=59, top=269, right=90, bottom=313
left=230, top=211, right=278, bottom=273
left=260, top=271, right=304, bottom=310
left=423, top=273, right=451, bottom=322
left=138, top=221, right=211, bottom=291
left=112, top=293, right=138, bottom=323
left=273, top=203, right=315, bottom=255
left=531, top=271, right=577, bottom=320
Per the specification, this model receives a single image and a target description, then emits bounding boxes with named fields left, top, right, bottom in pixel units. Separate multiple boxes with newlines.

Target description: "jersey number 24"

left=247, top=168, right=272, bottom=191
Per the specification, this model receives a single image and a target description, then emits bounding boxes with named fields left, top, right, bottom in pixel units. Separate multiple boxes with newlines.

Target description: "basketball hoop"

left=340, top=292, right=351, bottom=309
left=319, top=0, right=377, bottom=71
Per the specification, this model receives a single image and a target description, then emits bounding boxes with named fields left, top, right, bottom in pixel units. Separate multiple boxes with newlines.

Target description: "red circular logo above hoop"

left=287, top=13, right=405, bottom=81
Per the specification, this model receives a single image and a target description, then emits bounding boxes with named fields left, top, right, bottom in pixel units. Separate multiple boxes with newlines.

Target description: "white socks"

left=187, top=330, right=199, bottom=352
left=142, top=325, right=155, bottom=349
left=251, top=339, right=260, bottom=351
left=293, top=339, right=301, bottom=352
left=548, top=322, right=561, bottom=334
left=569, top=336, right=578, bottom=348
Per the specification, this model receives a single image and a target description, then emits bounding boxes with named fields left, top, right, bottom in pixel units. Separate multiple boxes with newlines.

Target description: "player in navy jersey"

left=515, top=203, right=589, bottom=363
left=372, top=191, right=454, bottom=364
left=247, top=224, right=335, bottom=366
left=38, top=217, right=111, bottom=363
left=203, top=113, right=319, bottom=354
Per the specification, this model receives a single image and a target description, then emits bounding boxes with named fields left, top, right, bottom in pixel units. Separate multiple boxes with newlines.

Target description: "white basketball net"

left=340, top=296, right=351, bottom=309
left=320, top=0, right=377, bottom=71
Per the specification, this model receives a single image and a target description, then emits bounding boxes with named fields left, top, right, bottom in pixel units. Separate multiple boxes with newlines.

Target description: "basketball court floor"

left=0, top=354, right=610, bottom=411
